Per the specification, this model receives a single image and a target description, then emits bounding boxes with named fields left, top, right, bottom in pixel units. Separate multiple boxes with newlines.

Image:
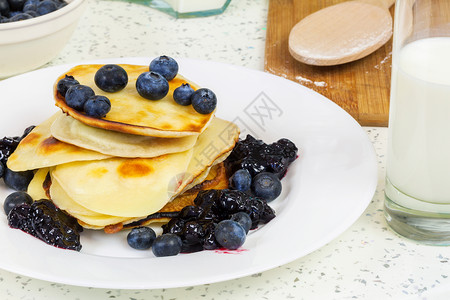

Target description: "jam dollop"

left=8, top=199, right=83, bottom=251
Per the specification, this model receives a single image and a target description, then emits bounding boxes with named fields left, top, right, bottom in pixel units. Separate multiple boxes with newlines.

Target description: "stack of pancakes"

left=7, top=64, right=240, bottom=232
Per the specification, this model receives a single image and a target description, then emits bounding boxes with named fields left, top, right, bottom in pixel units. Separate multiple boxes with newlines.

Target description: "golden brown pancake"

left=50, top=112, right=199, bottom=158
left=49, top=118, right=239, bottom=218
left=54, top=64, right=215, bottom=138
left=7, top=114, right=111, bottom=172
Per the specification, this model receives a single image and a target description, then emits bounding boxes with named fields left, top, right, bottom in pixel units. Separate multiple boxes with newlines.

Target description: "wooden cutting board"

left=264, top=0, right=394, bottom=127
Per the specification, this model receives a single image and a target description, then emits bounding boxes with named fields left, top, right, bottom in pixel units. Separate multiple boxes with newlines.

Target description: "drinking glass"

left=384, top=0, right=450, bottom=244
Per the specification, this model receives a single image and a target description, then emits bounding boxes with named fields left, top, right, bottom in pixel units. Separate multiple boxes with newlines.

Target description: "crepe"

left=54, top=64, right=215, bottom=138
left=7, top=114, right=111, bottom=172
left=51, top=112, right=198, bottom=158
left=27, top=168, right=51, bottom=200
left=50, top=117, right=239, bottom=219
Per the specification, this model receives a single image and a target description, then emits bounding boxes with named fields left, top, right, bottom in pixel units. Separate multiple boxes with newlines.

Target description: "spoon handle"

left=358, top=0, right=395, bottom=9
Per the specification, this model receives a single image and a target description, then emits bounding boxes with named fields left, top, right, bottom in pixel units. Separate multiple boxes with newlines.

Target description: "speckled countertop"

left=1, top=0, right=449, bottom=299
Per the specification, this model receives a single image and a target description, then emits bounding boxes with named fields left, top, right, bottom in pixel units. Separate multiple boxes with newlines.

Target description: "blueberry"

left=83, top=95, right=111, bottom=118
left=3, top=191, right=33, bottom=216
left=230, top=212, right=252, bottom=234
left=94, top=64, right=128, bottom=93
left=23, top=2, right=35, bottom=11
left=229, top=169, right=252, bottom=192
left=23, top=10, right=37, bottom=17
left=3, top=168, right=34, bottom=191
left=127, top=226, right=156, bottom=250
left=152, top=233, right=182, bottom=257
left=251, top=172, right=282, bottom=202
left=65, top=84, right=95, bottom=111
left=136, top=71, right=169, bottom=101
left=36, top=0, right=57, bottom=15
left=57, top=75, right=79, bottom=97
left=22, top=0, right=37, bottom=10
left=9, top=12, right=32, bottom=21
left=191, top=88, right=217, bottom=114
left=7, top=0, right=25, bottom=11
left=0, top=161, right=4, bottom=178
left=215, top=220, right=246, bottom=250
left=0, top=0, right=10, bottom=16
left=23, top=0, right=38, bottom=6
left=173, top=83, right=194, bottom=106
left=0, top=16, right=9, bottom=23
left=149, top=55, right=178, bottom=81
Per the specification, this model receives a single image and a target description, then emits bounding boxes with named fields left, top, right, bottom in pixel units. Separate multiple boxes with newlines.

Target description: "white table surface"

left=1, top=0, right=449, bottom=299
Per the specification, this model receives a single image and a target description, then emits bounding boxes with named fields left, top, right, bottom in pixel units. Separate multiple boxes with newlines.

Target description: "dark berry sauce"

left=0, top=125, right=35, bottom=167
left=8, top=200, right=83, bottom=251
left=162, top=189, right=275, bottom=253
left=224, top=135, right=298, bottom=179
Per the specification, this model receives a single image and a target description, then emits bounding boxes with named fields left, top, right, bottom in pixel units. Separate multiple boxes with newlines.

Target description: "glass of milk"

left=385, top=0, right=450, bottom=244
left=121, top=0, right=231, bottom=18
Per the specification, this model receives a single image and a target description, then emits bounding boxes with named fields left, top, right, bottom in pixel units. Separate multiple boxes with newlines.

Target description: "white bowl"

left=0, top=0, right=87, bottom=78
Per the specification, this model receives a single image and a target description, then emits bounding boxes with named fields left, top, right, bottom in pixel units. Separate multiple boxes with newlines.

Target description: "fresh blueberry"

left=152, top=233, right=182, bottom=257
left=136, top=71, right=169, bottom=100
left=65, top=84, right=95, bottom=111
left=3, top=168, right=34, bottom=191
left=0, top=161, right=4, bottom=178
left=215, top=220, right=246, bottom=250
left=57, top=1, right=66, bottom=8
left=0, top=16, right=9, bottom=23
left=230, top=212, right=252, bottom=234
left=229, top=169, right=252, bottom=192
left=127, top=226, right=156, bottom=250
left=9, top=12, right=31, bottom=21
left=83, top=95, right=111, bottom=118
left=251, top=172, right=282, bottom=202
left=22, top=2, right=35, bottom=11
left=23, top=10, right=37, bottom=17
left=3, top=191, right=33, bottom=216
left=22, top=0, right=37, bottom=10
left=0, top=0, right=10, bottom=16
left=94, top=64, right=128, bottom=93
left=149, top=55, right=178, bottom=81
left=36, top=0, right=57, bottom=15
left=191, top=88, right=217, bottom=114
left=7, top=0, right=25, bottom=11
left=173, top=83, right=194, bottom=106
left=57, top=75, right=79, bottom=97
left=23, top=0, right=38, bottom=6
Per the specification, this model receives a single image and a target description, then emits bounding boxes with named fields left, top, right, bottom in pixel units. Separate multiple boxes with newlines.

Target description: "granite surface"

left=0, top=0, right=449, bottom=299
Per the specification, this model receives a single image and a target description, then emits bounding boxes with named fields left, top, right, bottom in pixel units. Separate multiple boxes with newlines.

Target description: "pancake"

left=54, top=64, right=215, bottom=138
left=27, top=168, right=51, bottom=200
left=170, top=118, right=239, bottom=198
left=51, top=149, right=194, bottom=217
left=7, top=114, right=111, bottom=172
left=49, top=162, right=228, bottom=230
left=50, top=112, right=198, bottom=158
left=50, top=117, right=239, bottom=218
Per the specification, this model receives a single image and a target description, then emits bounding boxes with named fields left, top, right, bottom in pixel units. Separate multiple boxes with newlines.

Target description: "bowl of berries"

left=0, top=0, right=86, bottom=78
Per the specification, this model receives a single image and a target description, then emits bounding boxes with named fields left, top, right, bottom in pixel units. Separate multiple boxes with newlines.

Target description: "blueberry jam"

left=8, top=199, right=83, bottom=251
left=225, top=135, right=298, bottom=179
left=0, top=125, right=34, bottom=167
left=162, top=189, right=275, bottom=253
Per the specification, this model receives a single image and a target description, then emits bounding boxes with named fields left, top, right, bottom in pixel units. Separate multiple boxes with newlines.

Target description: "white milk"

left=386, top=37, right=450, bottom=209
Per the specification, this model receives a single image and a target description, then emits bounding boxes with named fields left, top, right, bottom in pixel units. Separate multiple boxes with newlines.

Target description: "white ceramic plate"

left=0, top=58, right=377, bottom=289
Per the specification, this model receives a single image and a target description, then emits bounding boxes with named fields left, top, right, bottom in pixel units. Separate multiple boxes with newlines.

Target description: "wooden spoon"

left=288, top=0, right=395, bottom=66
